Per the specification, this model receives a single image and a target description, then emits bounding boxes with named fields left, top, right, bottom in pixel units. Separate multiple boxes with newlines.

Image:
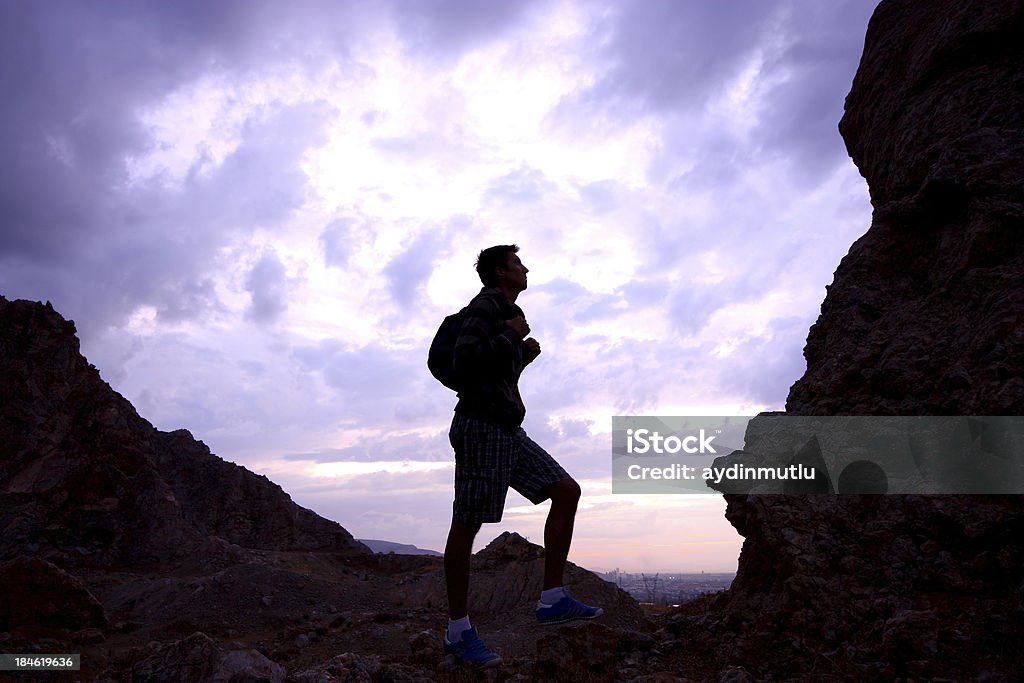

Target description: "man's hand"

left=506, top=316, right=530, bottom=338
left=523, top=337, right=541, bottom=364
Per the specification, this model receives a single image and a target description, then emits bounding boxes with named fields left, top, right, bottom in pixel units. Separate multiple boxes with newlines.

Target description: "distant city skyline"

left=1, top=0, right=879, bottom=572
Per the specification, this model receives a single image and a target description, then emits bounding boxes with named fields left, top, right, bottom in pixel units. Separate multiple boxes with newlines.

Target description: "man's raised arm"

left=453, top=297, right=527, bottom=377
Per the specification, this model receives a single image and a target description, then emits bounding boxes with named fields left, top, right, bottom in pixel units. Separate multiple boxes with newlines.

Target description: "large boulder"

left=789, top=0, right=1024, bottom=415
left=712, top=0, right=1024, bottom=679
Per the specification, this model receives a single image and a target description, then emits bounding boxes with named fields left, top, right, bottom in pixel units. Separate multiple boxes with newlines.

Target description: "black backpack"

left=428, top=309, right=466, bottom=391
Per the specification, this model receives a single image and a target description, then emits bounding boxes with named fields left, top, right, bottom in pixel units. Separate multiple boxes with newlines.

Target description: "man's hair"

left=475, top=244, right=519, bottom=287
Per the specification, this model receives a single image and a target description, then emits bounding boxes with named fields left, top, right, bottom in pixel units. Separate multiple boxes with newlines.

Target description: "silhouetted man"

left=442, top=244, right=602, bottom=667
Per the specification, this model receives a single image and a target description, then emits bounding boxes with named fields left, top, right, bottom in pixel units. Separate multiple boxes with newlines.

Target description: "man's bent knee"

left=548, top=478, right=581, bottom=505
left=449, top=516, right=482, bottom=539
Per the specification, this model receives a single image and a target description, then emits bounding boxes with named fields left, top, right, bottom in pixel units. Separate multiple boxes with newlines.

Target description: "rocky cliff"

left=0, top=296, right=369, bottom=570
left=789, top=0, right=1024, bottom=415
left=701, top=0, right=1024, bottom=679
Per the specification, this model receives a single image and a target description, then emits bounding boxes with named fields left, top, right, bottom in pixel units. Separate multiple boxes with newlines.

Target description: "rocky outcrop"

left=712, top=0, right=1024, bottom=679
left=468, top=531, right=644, bottom=629
left=0, top=296, right=368, bottom=570
left=788, top=0, right=1024, bottom=415
left=394, top=532, right=644, bottom=629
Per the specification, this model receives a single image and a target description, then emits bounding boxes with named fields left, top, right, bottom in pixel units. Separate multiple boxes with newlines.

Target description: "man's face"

left=499, top=252, right=529, bottom=291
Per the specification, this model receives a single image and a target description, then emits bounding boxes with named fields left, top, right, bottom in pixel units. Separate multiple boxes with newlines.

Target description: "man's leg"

left=442, top=514, right=502, bottom=666
left=533, top=474, right=602, bottom=624
left=542, top=478, right=581, bottom=589
left=444, top=516, right=481, bottom=619
left=442, top=414, right=504, bottom=666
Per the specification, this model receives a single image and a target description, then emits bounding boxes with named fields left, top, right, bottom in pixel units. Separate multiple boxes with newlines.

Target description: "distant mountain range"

left=358, top=539, right=442, bottom=556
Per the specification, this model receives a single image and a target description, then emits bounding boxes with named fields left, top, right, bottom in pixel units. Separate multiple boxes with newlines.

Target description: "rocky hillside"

left=699, top=0, right=1024, bottom=679
left=0, top=296, right=369, bottom=570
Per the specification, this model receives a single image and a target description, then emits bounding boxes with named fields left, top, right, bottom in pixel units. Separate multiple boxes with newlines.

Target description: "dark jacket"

left=453, top=286, right=529, bottom=430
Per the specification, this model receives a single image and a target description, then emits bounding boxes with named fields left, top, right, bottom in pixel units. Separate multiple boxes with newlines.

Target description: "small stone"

left=73, top=628, right=106, bottom=644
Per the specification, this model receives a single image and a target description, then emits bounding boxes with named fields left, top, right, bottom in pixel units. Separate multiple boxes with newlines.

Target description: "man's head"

left=475, top=244, right=528, bottom=292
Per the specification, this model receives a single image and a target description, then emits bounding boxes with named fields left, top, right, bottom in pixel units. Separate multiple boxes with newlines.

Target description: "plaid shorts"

left=449, top=412, right=570, bottom=525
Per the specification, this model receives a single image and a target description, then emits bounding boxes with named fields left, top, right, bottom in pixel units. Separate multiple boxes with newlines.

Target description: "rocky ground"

left=1, top=533, right=732, bottom=682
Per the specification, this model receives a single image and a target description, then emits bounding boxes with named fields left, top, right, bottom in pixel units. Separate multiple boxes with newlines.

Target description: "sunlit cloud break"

left=0, top=0, right=879, bottom=571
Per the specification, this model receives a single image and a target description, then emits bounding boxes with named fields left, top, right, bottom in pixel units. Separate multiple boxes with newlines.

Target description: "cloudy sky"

left=2, top=0, right=878, bottom=572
